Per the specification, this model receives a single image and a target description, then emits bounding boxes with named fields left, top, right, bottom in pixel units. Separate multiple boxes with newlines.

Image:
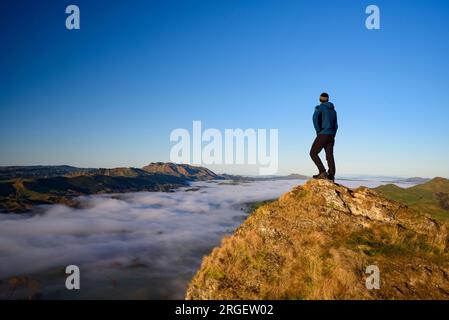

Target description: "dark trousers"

left=310, top=134, right=336, bottom=176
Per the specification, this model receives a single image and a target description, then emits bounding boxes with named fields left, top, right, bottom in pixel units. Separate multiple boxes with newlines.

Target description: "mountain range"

left=0, top=163, right=218, bottom=213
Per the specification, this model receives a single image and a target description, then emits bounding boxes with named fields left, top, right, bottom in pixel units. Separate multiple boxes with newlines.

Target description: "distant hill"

left=85, top=167, right=149, bottom=177
left=375, top=177, right=449, bottom=220
left=0, top=165, right=95, bottom=180
left=390, top=177, right=431, bottom=184
left=0, top=173, right=188, bottom=213
left=142, top=162, right=220, bottom=181
left=0, top=163, right=219, bottom=213
left=186, top=179, right=449, bottom=300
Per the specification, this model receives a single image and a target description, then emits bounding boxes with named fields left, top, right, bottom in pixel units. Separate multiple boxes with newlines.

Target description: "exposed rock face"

left=186, top=179, right=449, bottom=300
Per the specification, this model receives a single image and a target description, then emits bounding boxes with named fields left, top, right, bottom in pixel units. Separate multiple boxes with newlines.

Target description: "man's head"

left=319, top=92, right=329, bottom=103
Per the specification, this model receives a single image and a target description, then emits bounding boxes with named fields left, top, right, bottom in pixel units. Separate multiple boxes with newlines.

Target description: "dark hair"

left=320, top=92, right=329, bottom=102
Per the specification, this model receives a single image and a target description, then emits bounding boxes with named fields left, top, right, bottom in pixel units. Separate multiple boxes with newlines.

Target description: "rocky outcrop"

left=186, top=179, right=449, bottom=300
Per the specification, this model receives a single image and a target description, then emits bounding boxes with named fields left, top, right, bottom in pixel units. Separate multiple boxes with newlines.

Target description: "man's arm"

left=335, top=112, right=338, bottom=132
left=313, top=106, right=321, bottom=133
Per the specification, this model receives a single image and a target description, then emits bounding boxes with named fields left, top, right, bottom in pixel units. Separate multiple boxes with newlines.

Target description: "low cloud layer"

left=0, top=178, right=393, bottom=299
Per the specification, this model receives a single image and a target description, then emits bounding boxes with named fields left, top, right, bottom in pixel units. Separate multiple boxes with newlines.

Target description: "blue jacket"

left=313, top=102, right=338, bottom=135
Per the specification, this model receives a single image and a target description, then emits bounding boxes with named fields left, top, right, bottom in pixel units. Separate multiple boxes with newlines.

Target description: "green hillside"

left=375, top=177, right=449, bottom=221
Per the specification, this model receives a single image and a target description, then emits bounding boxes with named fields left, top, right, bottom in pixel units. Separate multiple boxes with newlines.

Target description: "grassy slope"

left=375, top=177, right=449, bottom=221
left=243, top=199, right=276, bottom=214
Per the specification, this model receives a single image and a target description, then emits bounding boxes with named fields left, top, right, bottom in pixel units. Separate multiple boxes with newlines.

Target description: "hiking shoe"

left=313, top=172, right=328, bottom=180
left=327, top=174, right=335, bottom=183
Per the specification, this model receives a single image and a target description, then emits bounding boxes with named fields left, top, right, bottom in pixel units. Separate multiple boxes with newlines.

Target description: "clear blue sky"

left=1, top=0, right=448, bottom=177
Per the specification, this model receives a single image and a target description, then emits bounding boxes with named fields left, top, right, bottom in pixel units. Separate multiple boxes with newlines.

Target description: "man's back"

left=313, top=102, right=338, bottom=135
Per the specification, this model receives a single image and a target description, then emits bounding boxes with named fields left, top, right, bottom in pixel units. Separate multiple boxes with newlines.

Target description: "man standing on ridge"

left=310, top=92, right=338, bottom=182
